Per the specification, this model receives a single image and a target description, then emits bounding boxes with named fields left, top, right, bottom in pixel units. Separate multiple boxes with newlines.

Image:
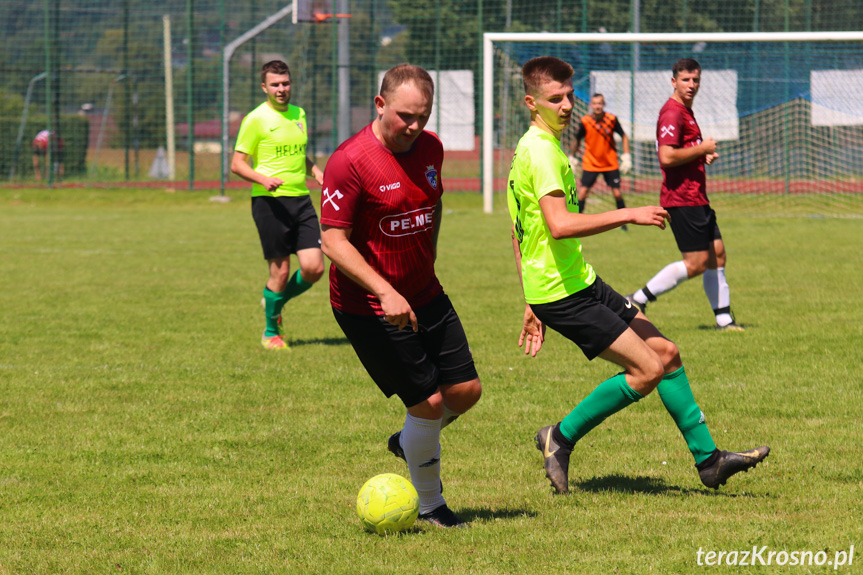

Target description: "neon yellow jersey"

left=234, top=102, right=311, bottom=197
left=507, top=126, right=596, bottom=304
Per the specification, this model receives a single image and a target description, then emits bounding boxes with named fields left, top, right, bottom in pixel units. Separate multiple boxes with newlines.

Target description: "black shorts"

left=667, top=205, right=722, bottom=253
left=530, top=276, right=637, bottom=361
left=580, top=169, right=621, bottom=190
left=333, top=293, right=478, bottom=408
left=251, top=195, right=321, bottom=260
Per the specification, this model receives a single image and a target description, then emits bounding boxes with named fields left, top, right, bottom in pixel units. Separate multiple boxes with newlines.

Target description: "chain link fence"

left=2, top=0, right=862, bottom=191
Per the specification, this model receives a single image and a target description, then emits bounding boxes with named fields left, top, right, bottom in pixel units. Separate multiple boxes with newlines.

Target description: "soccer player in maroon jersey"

left=320, top=64, right=481, bottom=528
left=627, top=58, right=744, bottom=331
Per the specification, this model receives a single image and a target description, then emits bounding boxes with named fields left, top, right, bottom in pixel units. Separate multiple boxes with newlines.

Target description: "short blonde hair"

left=379, top=64, right=434, bottom=101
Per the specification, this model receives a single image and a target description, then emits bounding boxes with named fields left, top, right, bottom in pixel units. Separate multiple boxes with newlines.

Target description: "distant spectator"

left=32, top=130, right=64, bottom=182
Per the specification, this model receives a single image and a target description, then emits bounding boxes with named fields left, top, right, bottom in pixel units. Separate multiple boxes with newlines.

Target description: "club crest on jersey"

left=424, top=164, right=438, bottom=190
left=295, top=122, right=305, bottom=134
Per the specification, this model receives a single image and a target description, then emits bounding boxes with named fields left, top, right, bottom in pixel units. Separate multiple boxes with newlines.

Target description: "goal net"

left=482, top=32, right=863, bottom=216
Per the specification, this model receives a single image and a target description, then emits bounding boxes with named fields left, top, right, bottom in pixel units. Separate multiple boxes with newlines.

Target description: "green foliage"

left=0, top=188, right=861, bottom=573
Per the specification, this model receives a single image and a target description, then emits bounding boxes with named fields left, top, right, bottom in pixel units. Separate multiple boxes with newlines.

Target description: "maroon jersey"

left=320, top=124, right=444, bottom=316
left=656, top=98, right=708, bottom=207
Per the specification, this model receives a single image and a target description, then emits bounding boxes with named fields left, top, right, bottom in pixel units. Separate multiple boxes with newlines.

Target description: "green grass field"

left=1, top=188, right=861, bottom=574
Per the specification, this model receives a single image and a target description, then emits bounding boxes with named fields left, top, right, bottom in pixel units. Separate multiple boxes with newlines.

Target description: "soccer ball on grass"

left=356, top=473, right=419, bottom=535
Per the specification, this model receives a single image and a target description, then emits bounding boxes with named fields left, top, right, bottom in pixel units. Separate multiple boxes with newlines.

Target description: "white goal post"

left=482, top=31, right=863, bottom=213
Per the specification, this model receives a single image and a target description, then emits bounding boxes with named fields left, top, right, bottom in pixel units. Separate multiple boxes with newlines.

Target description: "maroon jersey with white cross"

left=320, top=124, right=444, bottom=316
left=656, top=98, right=708, bottom=207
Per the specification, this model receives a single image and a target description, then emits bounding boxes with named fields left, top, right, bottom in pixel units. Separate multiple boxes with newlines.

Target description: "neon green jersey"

left=234, top=102, right=311, bottom=197
left=507, top=126, right=596, bottom=304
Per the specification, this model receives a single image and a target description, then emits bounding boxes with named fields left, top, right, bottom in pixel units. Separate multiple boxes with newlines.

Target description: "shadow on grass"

left=573, top=474, right=767, bottom=498
left=697, top=322, right=756, bottom=331
left=288, top=336, right=349, bottom=347
left=459, top=507, right=538, bottom=522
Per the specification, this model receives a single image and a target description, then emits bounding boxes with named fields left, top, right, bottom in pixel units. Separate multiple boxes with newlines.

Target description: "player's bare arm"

left=658, top=138, right=718, bottom=168
left=305, top=156, right=324, bottom=186
left=431, top=200, right=443, bottom=262
left=511, top=225, right=545, bottom=356
left=538, top=192, right=668, bottom=239
left=320, top=225, right=418, bottom=332
left=230, top=151, right=284, bottom=191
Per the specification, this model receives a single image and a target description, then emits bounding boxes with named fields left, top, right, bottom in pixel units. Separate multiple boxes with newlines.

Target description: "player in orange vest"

left=570, top=94, right=631, bottom=229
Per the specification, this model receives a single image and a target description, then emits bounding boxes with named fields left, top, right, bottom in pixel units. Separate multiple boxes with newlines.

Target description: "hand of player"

left=380, top=291, right=418, bottom=332
left=619, top=153, right=632, bottom=175
left=701, top=137, right=718, bottom=156
left=262, top=176, right=284, bottom=191
left=705, top=152, right=719, bottom=165
left=627, top=206, right=670, bottom=230
left=518, top=304, right=546, bottom=357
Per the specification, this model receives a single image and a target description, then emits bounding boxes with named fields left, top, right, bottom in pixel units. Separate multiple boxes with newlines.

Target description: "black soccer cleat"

left=535, top=425, right=572, bottom=494
left=624, top=294, right=646, bottom=314
left=698, top=446, right=770, bottom=489
left=418, top=504, right=469, bottom=528
left=387, top=431, right=406, bottom=461
left=388, top=431, right=443, bottom=494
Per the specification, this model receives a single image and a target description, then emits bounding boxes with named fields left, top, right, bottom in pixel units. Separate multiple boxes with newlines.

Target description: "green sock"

left=559, top=373, right=643, bottom=445
left=262, top=286, right=288, bottom=337
left=284, top=270, right=314, bottom=300
left=656, top=366, right=717, bottom=465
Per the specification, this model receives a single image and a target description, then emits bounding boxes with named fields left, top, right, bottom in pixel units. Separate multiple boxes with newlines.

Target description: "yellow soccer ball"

left=356, top=473, right=419, bottom=535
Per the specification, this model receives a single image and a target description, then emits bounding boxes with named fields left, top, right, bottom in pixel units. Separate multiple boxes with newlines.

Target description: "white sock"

left=401, top=414, right=445, bottom=514
left=704, top=267, right=733, bottom=326
left=441, top=405, right=461, bottom=430
left=635, top=261, right=689, bottom=304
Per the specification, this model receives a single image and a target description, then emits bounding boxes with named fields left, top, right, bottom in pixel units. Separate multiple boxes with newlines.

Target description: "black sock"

left=642, top=286, right=658, bottom=302
left=552, top=423, right=576, bottom=450
left=578, top=199, right=586, bottom=214
left=695, top=449, right=721, bottom=470
left=615, top=198, right=626, bottom=210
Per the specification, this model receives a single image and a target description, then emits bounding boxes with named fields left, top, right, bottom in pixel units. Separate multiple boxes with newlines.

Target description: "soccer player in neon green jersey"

left=508, top=56, right=769, bottom=494
left=232, top=60, right=325, bottom=351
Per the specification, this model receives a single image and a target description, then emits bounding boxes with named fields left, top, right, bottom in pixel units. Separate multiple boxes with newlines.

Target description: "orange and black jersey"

left=575, top=112, right=625, bottom=172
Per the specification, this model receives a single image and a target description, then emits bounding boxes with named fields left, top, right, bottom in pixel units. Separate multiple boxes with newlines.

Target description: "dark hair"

left=591, top=93, right=605, bottom=100
left=522, top=56, right=574, bottom=95
left=672, top=58, right=701, bottom=78
left=379, top=64, right=434, bottom=101
left=261, top=60, right=291, bottom=84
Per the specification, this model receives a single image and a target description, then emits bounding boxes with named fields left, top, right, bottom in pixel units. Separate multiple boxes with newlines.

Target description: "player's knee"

left=270, top=267, right=291, bottom=287
left=659, top=340, right=681, bottom=371
left=633, top=356, right=665, bottom=395
left=686, top=258, right=708, bottom=276
left=461, top=379, right=482, bottom=410
left=302, top=265, right=324, bottom=284
left=408, top=392, right=445, bottom=420
left=441, top=378, right=482, bottom=414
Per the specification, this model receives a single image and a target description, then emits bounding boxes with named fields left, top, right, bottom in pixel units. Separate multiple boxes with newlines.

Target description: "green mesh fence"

left=486, top=35, right=863, bottom=216
left=2, top=0, right=863, bottom=209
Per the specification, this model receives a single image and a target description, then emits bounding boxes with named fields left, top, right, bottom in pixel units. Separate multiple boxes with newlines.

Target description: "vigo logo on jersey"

left=379, top=206, right=435, bottom=237
left=379, top=181, right=401, bottom=192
